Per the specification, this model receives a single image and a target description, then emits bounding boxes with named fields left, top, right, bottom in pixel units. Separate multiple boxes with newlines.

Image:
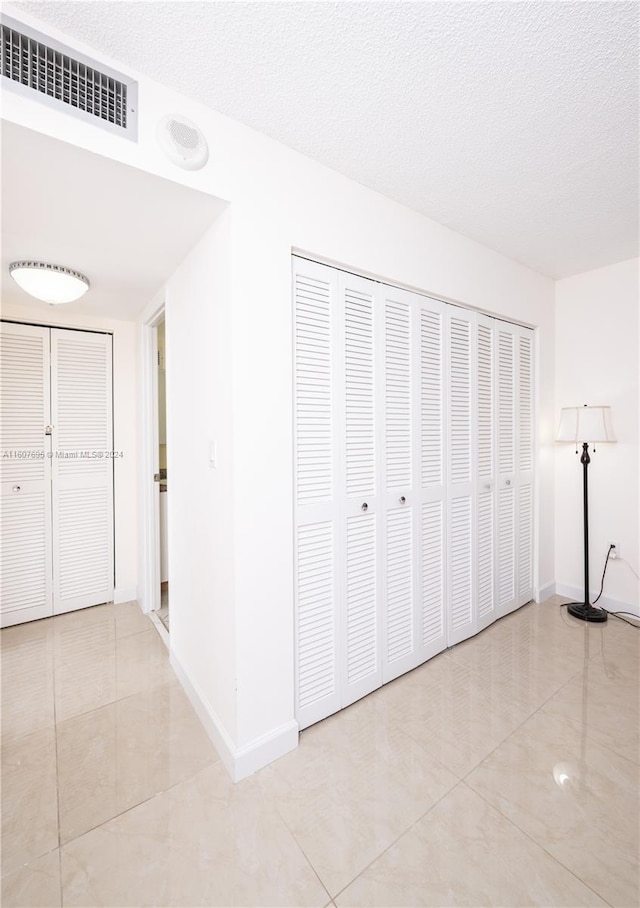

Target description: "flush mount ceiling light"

left=9, top=261, right=90, bottom=304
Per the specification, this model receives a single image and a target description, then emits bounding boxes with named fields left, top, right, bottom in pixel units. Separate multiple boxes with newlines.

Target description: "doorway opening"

left=157, top=317, right=169, bottom=631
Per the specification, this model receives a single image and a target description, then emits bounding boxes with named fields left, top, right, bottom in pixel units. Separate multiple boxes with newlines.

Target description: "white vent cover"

left=157, top=114, right=209, bottom=171
left=1, top=14, right=138, bottom=140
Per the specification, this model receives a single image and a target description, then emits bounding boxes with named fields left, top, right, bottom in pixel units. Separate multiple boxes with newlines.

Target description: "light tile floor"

left=1, top=596, right=638, bottom=907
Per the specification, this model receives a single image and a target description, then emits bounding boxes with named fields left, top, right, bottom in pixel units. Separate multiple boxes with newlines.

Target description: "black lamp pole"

left=567, top=442, right=607, bottom=623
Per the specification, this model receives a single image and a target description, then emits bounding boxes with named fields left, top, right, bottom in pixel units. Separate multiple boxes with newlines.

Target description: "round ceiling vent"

left=157, top=114, right=209, bottom=171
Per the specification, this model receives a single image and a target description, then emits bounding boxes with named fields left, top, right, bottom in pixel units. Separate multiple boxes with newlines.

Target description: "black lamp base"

left=567, top=602, right=608, bottom=623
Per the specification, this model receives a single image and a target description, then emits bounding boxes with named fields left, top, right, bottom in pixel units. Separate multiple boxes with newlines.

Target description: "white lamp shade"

left=556, top=405, right=616, bottom=443
left=9, top=261, right=90, bottom=304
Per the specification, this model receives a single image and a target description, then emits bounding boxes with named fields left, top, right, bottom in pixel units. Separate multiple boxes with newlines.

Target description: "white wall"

left=2, top=5, right=557, bottom=777
left=555, top=259, right=639, bottom=615
left=0, top=301, right=139, bottom=602
left=163, top=209, right=239, bottom=769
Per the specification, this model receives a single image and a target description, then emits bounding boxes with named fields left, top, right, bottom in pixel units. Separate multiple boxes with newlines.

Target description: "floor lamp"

left=556, top=404, right=616, bottom=623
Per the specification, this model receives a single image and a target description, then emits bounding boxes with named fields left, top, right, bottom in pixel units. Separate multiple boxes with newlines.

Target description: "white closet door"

left=496, top=323, right=517, bottom=618
left=293, top=259, right=341, bottom=729
left=475, top=315, right=497, bottom=632
left=380, top=285, right=420, bottom=683
left=416, top=297, right=447, bottom=666
left=51, top=329, right=114, bottom=615
left=517, top=328, right=534, bottom=606
left=0, top=323, right=53, bottom=627
left=340, top=271, right=381, bottom=705
left=446, top=307, right=476, bottom=645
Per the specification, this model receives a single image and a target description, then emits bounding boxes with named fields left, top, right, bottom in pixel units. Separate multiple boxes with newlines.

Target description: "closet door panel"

left=417, top=301, right=447, bottom=661
left=51, top=329, right=114, bottom=614
left=496, top=324, right=518, bottom=617
left=293, top=259, right=341, bottom=728
left=517, top=329, right=534, bottom=605
left=447, top=308, right=476, bottom=645
left=296, top=519, right=339, bottom=727
left=380, top=287, right=421, bottom=682
left=0, top=323, right=53, bottom=627
left=476, top=316, right=496, bottom=631
left=342, top=504, right=381, bottom=705
left=340, top=272, right=381, bottom=705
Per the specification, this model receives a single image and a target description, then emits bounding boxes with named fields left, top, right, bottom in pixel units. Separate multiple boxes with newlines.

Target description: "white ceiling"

left=1, top=122, right=223, bottom=319
left=13, top=0, right=639, bottom=279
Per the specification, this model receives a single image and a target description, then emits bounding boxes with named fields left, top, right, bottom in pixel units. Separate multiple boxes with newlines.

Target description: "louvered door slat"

left=421, top=310, right=443, bottom=487
left=385, top=301, right=412, bottom=490
left=295, top=272, right=334, bottom=507
left=296, top=520, right=339, bottom=727
left=449, top=496, right=473, bottom=630
left=518, top=482, right=533, bottom=599
left=344, top=511, right=380, bottom=704
left=477, top=322, right=493, bottom=478
left=498, top=329, right=515, bottom=475
left=344, top=281, right=375, bottom=498
left=0, top=322, right=52, bottom=627
left=385, top=506, right=413, bottom=663
left=51, top=329, right=114, bottom=614
left=421, top=500, right=444, bottom=644
left=477, top=489, right=494, bottom=618
left=498, top=486, right=516, bottom=608
left=518, top=334, right=533, bottom=473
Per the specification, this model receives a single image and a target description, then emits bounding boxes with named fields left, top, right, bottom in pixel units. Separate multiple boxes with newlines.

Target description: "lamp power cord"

left=560, top=544, right=640, bottom=629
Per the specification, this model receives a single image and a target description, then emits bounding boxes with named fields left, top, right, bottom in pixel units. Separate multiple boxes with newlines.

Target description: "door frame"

left=139, top=301, right=164, bottom=615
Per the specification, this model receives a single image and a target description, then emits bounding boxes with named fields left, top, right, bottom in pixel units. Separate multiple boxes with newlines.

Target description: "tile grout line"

left=329, top=777, right=470, bottom=903
left=464, top=780, right=616, bottom=907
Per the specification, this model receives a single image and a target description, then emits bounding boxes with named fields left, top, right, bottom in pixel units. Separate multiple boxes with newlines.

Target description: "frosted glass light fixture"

left=556, top=404, right=616, bottom=623
left=9, top=261, right=90, bottom=304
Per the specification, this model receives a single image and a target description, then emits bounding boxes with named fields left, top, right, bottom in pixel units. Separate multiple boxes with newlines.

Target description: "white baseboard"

left=554, top=584, right=640, bottom=618
left=169, top=651, right=299, bottom=782
left=534, top=582, right=556, bottom=603
left=114, top=586, right=138, bottom=605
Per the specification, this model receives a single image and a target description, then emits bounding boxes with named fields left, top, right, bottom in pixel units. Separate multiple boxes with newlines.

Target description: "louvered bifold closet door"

left=496, top=323, right=518, bottom=618
left=446, top=306, right=476, bottom=646
left=416, top=297, right=447, bottom=664
left=50, top=329, right=114, bottom=614
left=340, top=271, right=382, bottom=706
left=379, top=285, right=421, bottom=683
left=293, top=259, right=341, bottom=729
left=0, top=323, right=53, bottom=627
left=517, top=327, right=534, bottom=606
left=475, top=315, right=497, bottom=632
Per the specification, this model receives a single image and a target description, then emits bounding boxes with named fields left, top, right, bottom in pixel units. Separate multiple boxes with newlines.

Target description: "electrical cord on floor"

left=558, top=543, right=640, bottom=629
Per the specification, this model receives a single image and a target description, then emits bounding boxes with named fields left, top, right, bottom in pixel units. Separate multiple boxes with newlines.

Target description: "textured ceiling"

left=13, top=1, right=640, bottom=278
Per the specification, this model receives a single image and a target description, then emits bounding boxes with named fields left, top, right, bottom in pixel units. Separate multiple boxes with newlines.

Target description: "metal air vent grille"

left=1, top=17, right=137, bottom=139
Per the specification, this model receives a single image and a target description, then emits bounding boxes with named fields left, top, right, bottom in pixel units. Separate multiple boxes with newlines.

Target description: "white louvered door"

left=417, top=297, right=447, bottom=663
left=0, top=323, right=53, bottom=627
left=496, top=323, right=518, bottom=618
left=475, top=315, right=497, bottom=633
left=340, top=271, right=381, bottom=706
left=446, top=306, right=476, bottom=646
left=517, top=328, right=534, bottom=607
left=293, top=260, right=341, bottom=729
left=293, top=258, right=536, bottom=729
left=380, top=285, right=417, bottom=682
left=51, top=329, right=114, bottom=614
